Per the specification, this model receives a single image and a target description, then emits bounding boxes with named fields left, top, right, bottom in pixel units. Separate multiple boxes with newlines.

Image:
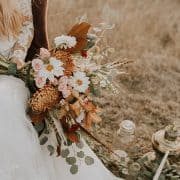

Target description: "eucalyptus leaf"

left=40, top=136, right=48, bottom=145
left=76, top=141, right=84, bottom=149
left=70, top=165, right=78, bottom=174
left=34, top=121, right=45, bottom=133
left=77, top=151, right=85, bottom=158
left=66, top=157, right=77, bottom=165
left=61, top=149, right=70, bottom=158
left=85, top=156, right=94, bottom=165
left=47, top=145, right=55, bottom=156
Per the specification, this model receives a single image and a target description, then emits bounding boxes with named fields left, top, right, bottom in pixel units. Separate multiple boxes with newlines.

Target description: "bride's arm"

left=10, top=0, right=34, bottom=69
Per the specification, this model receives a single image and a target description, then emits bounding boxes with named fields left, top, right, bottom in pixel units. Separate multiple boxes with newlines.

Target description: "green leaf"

left=76, top=141, right=84, bottom=149
left=40, top=136, right=48, bottom=145
left=34, top=121, right=45, bottom=133
left=66, top=157, right=77, bottom=165
left=84, top=40, right=95, bottom=51
left=61, top=149, right=70, bottom=158
left=47, top=145, right=55, bottom=156
left=93, top=88, right=101, bottom=96
left=85, top=156, right=94, bottom=165
left=77, top=151, right=85, bottom=158
left=70, top=165, right=78, bottom=174
left=64, top=139, right=73, bottom=146
left=143, top=170, right=153, bottom=178
left=89, top=84, right=101, bottom=96
left=8, top=63, right=17, bottom=76
left=159, top=175, right=166, bottom=180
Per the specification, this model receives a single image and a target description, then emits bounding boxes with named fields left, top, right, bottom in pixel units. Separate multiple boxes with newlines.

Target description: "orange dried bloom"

left=51, top=50, right=75, bottom=76
left=29, top=85, right=60, bottom=112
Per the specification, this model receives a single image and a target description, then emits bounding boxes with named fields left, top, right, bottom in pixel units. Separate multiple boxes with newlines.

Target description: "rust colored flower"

left=51, top=50, right=75, bottom=76
left=29, top=85, right=60, bottom=112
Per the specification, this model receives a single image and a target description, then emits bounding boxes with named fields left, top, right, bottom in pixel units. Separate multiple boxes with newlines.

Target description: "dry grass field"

left=48, top=0, right=180, bottom=160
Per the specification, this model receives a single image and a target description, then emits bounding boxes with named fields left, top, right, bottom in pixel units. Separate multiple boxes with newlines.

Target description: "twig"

left=153, top=151, right=170, bottom=180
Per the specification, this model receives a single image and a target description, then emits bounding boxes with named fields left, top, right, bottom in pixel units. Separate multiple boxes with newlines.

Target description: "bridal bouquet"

left=0, top=21, right=131, bottom=174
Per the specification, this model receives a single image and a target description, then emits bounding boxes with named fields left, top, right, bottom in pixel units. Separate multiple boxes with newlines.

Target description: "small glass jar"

left=117, top=120, right=136, bottom=144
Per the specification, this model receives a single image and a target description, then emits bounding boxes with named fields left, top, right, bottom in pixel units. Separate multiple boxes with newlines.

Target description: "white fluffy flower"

left=54, top=35, right=77, bottom=49
left=38, top=57, right=64, bottom=81
left=69, top=72, right=90, bottom=93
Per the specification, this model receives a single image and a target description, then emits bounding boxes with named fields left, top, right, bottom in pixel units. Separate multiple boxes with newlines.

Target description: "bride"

left=0, top=0, right=121, bottom=179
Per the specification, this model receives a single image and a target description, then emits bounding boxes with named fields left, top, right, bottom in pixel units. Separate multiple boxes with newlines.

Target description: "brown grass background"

left=47, top=0, right=180, bottom=157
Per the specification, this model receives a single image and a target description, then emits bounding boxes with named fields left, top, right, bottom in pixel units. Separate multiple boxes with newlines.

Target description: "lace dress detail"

left=10, top=0, right=34, bottom=62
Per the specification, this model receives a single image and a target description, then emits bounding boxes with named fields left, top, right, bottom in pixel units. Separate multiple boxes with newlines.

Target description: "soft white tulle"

left=0, top=75, right=120, bottom=180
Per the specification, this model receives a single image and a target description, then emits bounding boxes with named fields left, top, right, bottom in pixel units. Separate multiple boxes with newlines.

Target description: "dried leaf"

left=68, top=124, right=80, bottom=133
left=70, top=101, right=81, bottom=116
left=56, top=145, right=61, bottom=157
left=84, top=112, right=102, bottom=129
left=68, top=22, right=91, bottom=53
left=89, top=112, right=102, bottom=123
left=82, top=101, right=96, bottom=112
left=68, top=22, right=91, bottom=38
left=29, top=112, right=45, bottom=123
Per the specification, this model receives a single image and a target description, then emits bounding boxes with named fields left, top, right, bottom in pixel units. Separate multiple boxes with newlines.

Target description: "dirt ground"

left=47, top=0, right=180, bottom=160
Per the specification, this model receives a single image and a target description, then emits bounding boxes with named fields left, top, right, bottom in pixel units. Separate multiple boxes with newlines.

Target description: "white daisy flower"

left=54, top=35, right=77, bottom=49
left=69, top=72, right=90, bottom=93
left=38, top=57, right=64, bottom=81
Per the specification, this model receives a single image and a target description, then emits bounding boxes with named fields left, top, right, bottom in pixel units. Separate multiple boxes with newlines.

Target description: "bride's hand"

left=11, top=58, right=25, bottom=70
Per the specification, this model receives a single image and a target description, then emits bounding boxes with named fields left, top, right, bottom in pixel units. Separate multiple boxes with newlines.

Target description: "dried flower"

left=51, top=50, right=75, bottom=76
left=35, top=76, right=46, bottom=89
left=54, top=35, right=77, bottom=49
left=69, top=72, right=90, bottom=93
left=38, top=57, right=64, bottom=81
left=29, top=85, right=60, bottom=112
left=32, top=58, right=43, bottom=72
left=58, top=76, right=72, bottom=98
left=39, top=48, right=51, bottom=59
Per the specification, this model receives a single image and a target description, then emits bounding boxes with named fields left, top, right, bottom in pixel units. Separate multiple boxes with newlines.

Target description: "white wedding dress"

left=0, top=0, right=121, bottom=180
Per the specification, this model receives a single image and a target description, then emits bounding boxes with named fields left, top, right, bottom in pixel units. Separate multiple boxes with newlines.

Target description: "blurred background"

left=48, top=0, right=180, bottom=158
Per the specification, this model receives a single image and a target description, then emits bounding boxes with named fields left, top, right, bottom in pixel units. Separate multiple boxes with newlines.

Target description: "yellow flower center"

left=46, top=64, right=54, bottom=72
left=76, top=79, right=83, bottom=86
